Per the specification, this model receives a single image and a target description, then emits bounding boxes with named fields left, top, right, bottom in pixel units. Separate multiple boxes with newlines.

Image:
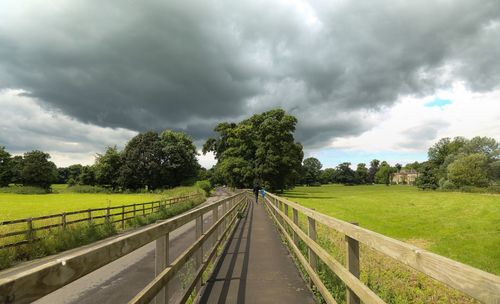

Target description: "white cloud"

left=329, top=82, right=500, bottom=153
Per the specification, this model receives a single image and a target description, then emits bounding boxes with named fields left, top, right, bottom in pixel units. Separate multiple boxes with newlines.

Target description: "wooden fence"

left=0, top=191, right=248, bottom=304
left=0, top=193, right=202, bottom=249
left=264, top=192, right=500, bottom=304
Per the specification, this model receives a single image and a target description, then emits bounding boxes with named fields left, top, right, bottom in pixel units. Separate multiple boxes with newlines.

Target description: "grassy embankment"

left=281, top=184, right=499, bottom=304
left=0, top=184, right=206, bottom=270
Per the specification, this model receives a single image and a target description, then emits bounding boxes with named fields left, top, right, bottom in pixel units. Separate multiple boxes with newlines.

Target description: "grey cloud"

left=0, top=0, right=499, bottom=148
left=398, top=120, right=450, bottom=150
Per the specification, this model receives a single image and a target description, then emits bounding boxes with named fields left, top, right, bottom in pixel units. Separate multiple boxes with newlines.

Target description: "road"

left=33, top=189, right=231, bottom=304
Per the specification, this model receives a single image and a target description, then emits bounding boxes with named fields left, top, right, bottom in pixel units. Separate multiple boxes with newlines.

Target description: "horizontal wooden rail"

left=0, top=192, right=245, bottom=304
left=0, top=193, right=202, bottom=249
left=265, top=192, right=500, bottom=304
left=129, top=195, right=247, bottom=304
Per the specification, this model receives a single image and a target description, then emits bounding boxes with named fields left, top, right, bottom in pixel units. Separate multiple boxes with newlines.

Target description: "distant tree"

left=78, top=165, right=96, bottom=186
left=302, top=157, right=322, bottom=185
left=428, top=137, right=468, bottom=179
left=21, top=150, right=57, bottom=189
left=320, top=168, right=336, bottom=184
left=355, top=163, right=368, bottom=184
left=160, top=130, right=199, bottom=187
left=447, top=153, right=489, bottom=187
left=0, top=147, right=12, bottom=187
left=335, top=162, right=357, bottom=185
left=367, top=159, right=380, bottom=183
left=119, top=131, right=163, bottom=190
left=67, top=164, right=83, bottom=181
left=374, top=162, right=393, bottom=185
left=56, top=167, right=70, bottom=184
left=10, top=156, right=23, bottom=184
left=416, top=162, right=439, bottom=190
left=460, top=136, right=499, bottom=161
left=395, top=163, right=402, bottom=172
left=95, top=146, right=122, bottom=190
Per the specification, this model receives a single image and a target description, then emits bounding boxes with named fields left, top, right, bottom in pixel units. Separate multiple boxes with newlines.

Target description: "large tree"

left=374, top=161, right=393, bottom=185
left=302, top=157, right=323, bottom=185
left=160, top=130, right=200, bottom=187
left=0, top=147, right=12, bottom=187
left=367, top=159, right=380, bottom=183
left=95, top=146, right=122, bottom=189
left=21, top=150, right=58, bottom=189
left=204, top=109, right=303, bottom=191
left=447, top=153, right=489, bottom=187
left=320, top=168, right=336, bottom=184
left=356, top=163, right=368, bottom=184
left=119, top=131, right=163, bottom=190
left=335, top=162, right=357, bottom=185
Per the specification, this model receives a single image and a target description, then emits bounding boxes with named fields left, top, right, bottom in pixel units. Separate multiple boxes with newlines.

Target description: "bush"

left=68, top=185, right=111, bottom=193
left=0, top=185, right=50, bottom=194
left=195, top=180, right=212, bottom=196
left=441, top=180, right=457, bottom=190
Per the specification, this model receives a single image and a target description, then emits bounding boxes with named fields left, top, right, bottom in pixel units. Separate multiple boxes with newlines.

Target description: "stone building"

left=392, top=169, right=419, bottom=185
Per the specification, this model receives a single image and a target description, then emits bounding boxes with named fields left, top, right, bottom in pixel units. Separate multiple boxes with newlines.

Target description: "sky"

left=0, top=0, right=499, bottom=168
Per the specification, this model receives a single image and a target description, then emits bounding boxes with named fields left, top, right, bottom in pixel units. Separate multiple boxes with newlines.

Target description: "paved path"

left=32, top=190, right=231, bottom=304
left=198, top=201, right=315, bottom=304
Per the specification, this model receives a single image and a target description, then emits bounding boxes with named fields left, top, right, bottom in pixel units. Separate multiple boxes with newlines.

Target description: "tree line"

left=0, top=130, right=200, bottom=191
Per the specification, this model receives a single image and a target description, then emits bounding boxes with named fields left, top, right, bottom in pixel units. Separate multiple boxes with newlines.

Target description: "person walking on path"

left=260, top=187, right=266, bottom=202
left=253, top=183, right=261, bottom=204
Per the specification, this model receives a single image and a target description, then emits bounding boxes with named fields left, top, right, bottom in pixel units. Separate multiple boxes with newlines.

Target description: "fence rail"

left=0, top=193, right=202, bottom=249
left=0, top=191, right=248, bottom=304
left=264, top=192, right=500, bottom=304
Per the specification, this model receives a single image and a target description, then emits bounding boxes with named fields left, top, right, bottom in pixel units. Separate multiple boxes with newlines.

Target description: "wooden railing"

left=0, top=191, right=248, bottom=304
left=0, top=194, right=201, bottom=249
left=264, top=192, right=500, bottom=304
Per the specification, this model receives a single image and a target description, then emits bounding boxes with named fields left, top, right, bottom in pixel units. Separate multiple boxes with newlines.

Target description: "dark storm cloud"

left=1, top=0, right=499, bottom=148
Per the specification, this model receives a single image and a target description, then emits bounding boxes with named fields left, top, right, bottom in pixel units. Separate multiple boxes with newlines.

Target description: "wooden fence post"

left=133, top=204, right=136, bottom=217
left=213, top=206, right=219, bottom=240
left=143, top=203, right=145, bottom=215
left=155, top=232, right=170, bottom=304
left=346, top=223, right=360, bottom=304
left=292, top=208, right=299, bottom=246
left=88, top=209, right=92, bottom=224
left=308, top=216, right=318, bottom=288
left=27, top=218, right=33, bottom=243
left=62, top=213, right=67, bottom=229
left=284, top=204, right=289, bottom=219
left=106, top=207, right=110, bottom=224
left=195, top=215, right=203, bottom=292
left=121, top=206, right=125, bottom=230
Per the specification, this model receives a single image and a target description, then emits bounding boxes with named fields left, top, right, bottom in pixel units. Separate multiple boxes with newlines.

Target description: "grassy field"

left=0, top=184, right=200, bottom=221
left=283, top=184, right=500, bottom=275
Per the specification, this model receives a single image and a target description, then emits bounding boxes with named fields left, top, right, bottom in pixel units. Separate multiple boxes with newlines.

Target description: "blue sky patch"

left=425, top=98, right=453, bottom=108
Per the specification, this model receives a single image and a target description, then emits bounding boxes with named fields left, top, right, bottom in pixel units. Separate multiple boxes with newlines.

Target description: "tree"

left=335, top=162, right=357, bottom=185
left=160, top=130, right=199, bottom=187
left=95, top=146, right=122, bottom=189
left=204, top=109, right=303, bottom=191
left=10, top=156, right=23, bottom=184
left=0, top=147, right=12, bottom=187
left=374, top=161, right=393, bottom=185
left=21, top=150, right=57, bottom=189
left=447, top=153, right=489, bottom=187
left=355, top=163, right=368, bottom=184
left=78, top=165, right=96, bottom=186
left=320, top=168, right=336, bottom=184
left=302, top=157, right=322, bottom=185
left=119, top=131, right=163, bottom=190
left=367, top=159, right=380, bottom=183
left=416, top=162, right=438, bottom=190
left=395, top=163, right=402, bottom=172
left=57, top=167, right=70, bottom=184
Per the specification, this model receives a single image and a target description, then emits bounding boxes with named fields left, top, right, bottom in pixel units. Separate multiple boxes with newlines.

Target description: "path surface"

left=199, top=201, right=315, bottom=304
left=32, top=189, right=231, bottom=304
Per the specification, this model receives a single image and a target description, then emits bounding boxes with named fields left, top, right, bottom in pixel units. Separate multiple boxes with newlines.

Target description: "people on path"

left=260, top=187, right=266, bottom=201
left=253, top=183, right=261, bottom=204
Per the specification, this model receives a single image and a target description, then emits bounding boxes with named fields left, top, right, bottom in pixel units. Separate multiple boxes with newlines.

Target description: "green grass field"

left=283, top=184, right=500, bottom=276
left=0, top=184, right=201, bottom=221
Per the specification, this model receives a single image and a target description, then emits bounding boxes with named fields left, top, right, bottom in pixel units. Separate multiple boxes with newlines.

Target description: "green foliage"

left=447, top=153, right=489, bottom=187
left=0, top=147, right=12, bottom=187
left=20, top=150, right=58, bottom=189
left=0, top=185, right=50, bottom=194
left=367, top=159, right=380, bottom=183
left=355, top=163, right=368, bottom=184
left=119, top=130, right=199, bottom=190
left=335, top=162, right=357, bottom=185
left=203, top=109, right=303, bottom=191
left=319, top=168, right=336, bottom=184
left=67, top=185, right=111, bottom=193
left=302, top=157, right=322, bottom=185
left=94, top=146, right=122, bottom=189
left=374, top=162, right=394, bottom=185
left=195, top=180, right=212, bottom=196
left=416, top=162, right=438, bottom=190
left=78, top=165, right=96, bottom=186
